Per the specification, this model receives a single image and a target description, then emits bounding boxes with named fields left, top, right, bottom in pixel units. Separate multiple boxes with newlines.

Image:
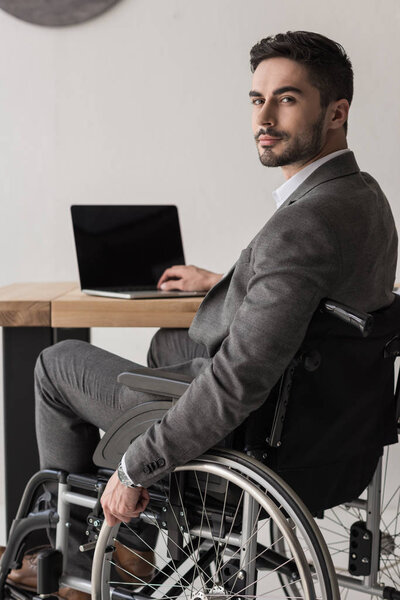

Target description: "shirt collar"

left=272, top=149, right=352, bottom=209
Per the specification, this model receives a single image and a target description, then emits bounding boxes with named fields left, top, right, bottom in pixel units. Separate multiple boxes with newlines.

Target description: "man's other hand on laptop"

left=157, top=265, right=223, bottom=292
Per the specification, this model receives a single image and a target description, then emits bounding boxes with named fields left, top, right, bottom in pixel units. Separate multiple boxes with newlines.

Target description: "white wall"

left=0, top=0, right=399, bottom=588
left=1, top=0, right=399, bottom=289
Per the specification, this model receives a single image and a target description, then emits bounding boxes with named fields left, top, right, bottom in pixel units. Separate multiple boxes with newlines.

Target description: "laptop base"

left=82, top=289, right=206, bottom=300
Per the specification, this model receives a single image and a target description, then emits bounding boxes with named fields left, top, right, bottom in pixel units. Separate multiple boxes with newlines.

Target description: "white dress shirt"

left=272, top=149, right=351, bottom=209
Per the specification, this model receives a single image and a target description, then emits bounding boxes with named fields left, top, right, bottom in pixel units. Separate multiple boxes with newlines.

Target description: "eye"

left=281, top=96, right=295, bottom=103
left=251, top=98, right=264, bottom=106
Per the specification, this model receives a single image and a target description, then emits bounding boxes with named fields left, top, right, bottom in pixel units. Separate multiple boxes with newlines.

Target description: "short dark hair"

left=250, top=31, right=353, bottom=134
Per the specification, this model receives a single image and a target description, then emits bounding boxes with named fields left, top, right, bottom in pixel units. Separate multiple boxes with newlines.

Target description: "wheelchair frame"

left=0, top=298, right=399, bottom=600
left=1, top=444, right=398, bottom=600
left=0, top=452, right=341, bottom=600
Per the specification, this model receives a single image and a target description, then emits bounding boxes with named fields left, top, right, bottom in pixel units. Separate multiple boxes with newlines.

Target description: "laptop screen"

left=71, top=205, right=185, bottom=289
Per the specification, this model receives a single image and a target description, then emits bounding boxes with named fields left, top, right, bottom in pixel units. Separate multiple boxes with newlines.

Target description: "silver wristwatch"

left=117, top=461, right=141, bottom=488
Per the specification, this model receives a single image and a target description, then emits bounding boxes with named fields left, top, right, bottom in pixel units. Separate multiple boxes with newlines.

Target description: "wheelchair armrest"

left=117, top=366, right=193, bottom=399
left=321, top=299, right=373, bottom=337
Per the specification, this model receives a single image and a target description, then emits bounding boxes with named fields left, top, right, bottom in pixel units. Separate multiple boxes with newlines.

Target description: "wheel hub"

left=191, top=585, right=228, bottom=600
left=380, top=531, right=396, bottom=555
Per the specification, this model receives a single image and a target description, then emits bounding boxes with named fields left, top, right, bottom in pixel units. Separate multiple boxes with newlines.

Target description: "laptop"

left=71, top=204, right=206, bottom=299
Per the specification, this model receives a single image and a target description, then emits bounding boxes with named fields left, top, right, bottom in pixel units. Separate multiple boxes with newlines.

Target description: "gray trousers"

left=34, top=328, right=209, bottom=575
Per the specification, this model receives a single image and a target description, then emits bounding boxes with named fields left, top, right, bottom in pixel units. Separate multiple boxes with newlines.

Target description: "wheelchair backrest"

left=237, top=294, right=400, bottom=514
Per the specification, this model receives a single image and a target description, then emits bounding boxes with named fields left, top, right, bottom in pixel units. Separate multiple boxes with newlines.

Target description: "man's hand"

left=157, top=265, right=223, bottom=292
left=101, top=471, right=150, bottom=527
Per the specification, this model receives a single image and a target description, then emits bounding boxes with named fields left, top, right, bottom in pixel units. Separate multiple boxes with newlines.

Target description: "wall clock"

left=0, top=0, right=122, bottom=26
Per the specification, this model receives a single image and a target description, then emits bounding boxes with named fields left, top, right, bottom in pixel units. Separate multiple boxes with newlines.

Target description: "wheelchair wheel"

left=314, top=443, right=400, bottom=598
left=92, top=449, right=339, bottom=600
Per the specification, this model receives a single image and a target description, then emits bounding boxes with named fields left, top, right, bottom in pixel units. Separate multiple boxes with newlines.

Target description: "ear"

left=327, top=99, right=349, bottom=130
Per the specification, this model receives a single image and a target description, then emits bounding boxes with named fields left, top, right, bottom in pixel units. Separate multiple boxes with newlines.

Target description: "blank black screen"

left=71, top=205, right=185, bottom=289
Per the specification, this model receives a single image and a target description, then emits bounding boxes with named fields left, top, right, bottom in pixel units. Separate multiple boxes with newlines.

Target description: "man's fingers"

left=103, top=506, right=119, bottom=527
left=141, top=488, right=150, bottom=501
left=160, top=278, right=184, bottom=291
left=101, top=498, right=120, bottom=526
left=100, top=471, right=150, bottom=526
left=157, top=266, right=186, bottom=288
left=135, top=493, right=150, bottom=513
left=104, top=503, right=137, bottom=525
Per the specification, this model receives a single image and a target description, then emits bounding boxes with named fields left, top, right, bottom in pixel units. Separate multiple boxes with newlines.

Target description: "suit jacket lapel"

left=277, top=150, right=361, bottom=212
left=196, top=152, right=361, bottom=313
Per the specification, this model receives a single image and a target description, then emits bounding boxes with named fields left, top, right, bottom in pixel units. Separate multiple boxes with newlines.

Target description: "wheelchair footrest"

left=37, top=550, right=63, bottom=595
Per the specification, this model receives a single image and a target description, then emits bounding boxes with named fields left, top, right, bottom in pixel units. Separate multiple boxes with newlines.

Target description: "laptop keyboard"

left=104, top=285, right=158, bottom=292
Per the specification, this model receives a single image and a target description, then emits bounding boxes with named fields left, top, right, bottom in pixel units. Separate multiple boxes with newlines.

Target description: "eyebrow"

left=249, top=86, right=304, bottom=97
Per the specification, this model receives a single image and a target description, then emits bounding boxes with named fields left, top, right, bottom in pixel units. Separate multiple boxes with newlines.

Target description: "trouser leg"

left=147, top=328, right=210, bottom=374
left=35, top=340, right=161, bottom=473
left=34, top=332, right=208, bottom=576
left=35, top=339, right=160, bottom=575
left=35, top=332, right=209, bottom=472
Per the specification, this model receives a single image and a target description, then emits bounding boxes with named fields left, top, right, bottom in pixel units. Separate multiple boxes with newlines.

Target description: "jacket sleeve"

left=123, top=203, right=342, bottom=486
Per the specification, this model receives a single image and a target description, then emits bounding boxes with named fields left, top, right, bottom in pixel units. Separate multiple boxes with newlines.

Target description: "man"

left=2, top=30, right=397, bottom=596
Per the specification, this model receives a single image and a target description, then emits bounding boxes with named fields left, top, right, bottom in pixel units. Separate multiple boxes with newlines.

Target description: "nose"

left=256, top=99, right=276, bottom=128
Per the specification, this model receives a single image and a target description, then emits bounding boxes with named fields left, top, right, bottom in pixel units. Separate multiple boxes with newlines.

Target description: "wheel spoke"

left=92, top=451, right=337, bottom=600
left=120, top=521, right=191, bottom=592
left=169, top=471, right=216, bottom=589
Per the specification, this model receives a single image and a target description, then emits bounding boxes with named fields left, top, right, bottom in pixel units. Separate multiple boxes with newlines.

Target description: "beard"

left=256, top=109, right=326, bottom=168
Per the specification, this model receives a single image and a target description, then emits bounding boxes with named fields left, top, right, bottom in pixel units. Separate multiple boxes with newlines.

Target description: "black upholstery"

left=241, top=294, right=400, bottom=514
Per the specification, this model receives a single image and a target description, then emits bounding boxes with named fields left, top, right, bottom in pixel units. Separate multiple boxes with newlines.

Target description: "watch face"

left=117, top=464, right=130, bottom=485
left=0, top=0, right=121, bottom=27
left=118, top=463, right=137, bottom=487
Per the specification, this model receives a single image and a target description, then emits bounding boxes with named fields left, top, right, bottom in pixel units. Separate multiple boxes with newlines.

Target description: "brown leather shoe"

left=0, top=546, right=89, bottom=600
left=113, top=541, right=155, bottom=585
left=58, top=587, right=91, bottom=600
left=0, top=540, right=155, bottom=591
left=0, top=545, right=45, bottom=592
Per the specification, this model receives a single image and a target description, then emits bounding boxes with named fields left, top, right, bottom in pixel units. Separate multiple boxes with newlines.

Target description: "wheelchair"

left=1, top=297, right=400, bottom=600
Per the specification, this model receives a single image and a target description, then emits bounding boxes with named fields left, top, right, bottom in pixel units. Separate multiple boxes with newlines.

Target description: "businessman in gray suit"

left=3, top=31, right=397, bottom=595
left=97, top=30, right=397, bottom=520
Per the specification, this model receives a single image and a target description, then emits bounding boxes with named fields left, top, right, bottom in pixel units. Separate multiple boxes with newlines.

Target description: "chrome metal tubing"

left=240, top=493, right=258, bottom=596
left=56, top=482, right=70, bottom=574
left=189, top=526, right=242, bottom=546
left=60, top=575, right=92, bottom=595
left=337, top=573, right=384, bottom=597
left=344, top=498, right=368, bottom=510
left=364, top=457, right=382, bottom=589
left=61, top=490, right=98, bottom=510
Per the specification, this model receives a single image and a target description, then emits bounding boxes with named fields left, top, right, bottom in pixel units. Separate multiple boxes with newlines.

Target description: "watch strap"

left=117, top=460, right=142, bottom=488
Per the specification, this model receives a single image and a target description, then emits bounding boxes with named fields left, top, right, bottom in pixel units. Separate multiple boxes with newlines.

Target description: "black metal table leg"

left=52, top=328, right=91, bottom=345
left=2, top=326, right=90, bottom=535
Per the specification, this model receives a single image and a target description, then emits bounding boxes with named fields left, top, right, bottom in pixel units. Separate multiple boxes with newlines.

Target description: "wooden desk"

left=52, top=286, right=203, bottom=328
left=0, top=283, right=202, bottom=532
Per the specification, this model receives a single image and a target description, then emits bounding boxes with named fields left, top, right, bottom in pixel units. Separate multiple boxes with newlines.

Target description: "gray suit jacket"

left=125, top=151, right=398, bottom=487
